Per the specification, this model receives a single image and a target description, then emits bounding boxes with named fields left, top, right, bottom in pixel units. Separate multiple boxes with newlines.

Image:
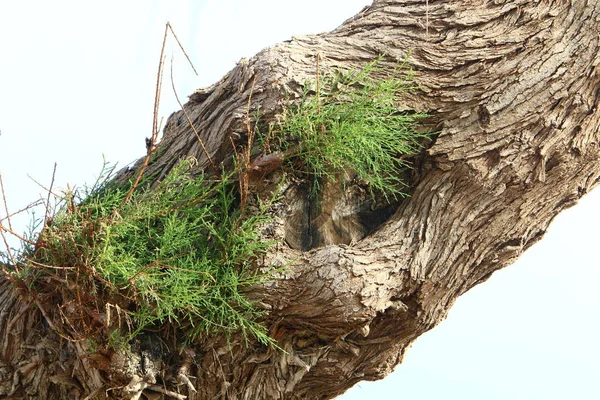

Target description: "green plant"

left=107, top=329, right=129, bottom=351
left=27, top=158, right=275, bottom=346
left=270, top=57, right=429, bottom=199
left=2, top=57, right=430, bottom=352
left=0, top=22, right=279, bottom=350
left=87, top=338, right=99, bottom=353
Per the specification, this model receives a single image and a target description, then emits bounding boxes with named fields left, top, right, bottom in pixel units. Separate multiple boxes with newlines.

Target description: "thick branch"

left=1, top=1, right=599, bottom=399
left=180, top=1, right=600, bottom=397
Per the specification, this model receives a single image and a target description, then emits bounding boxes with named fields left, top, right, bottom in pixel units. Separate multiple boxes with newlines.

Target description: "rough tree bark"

left=1, top=0, right=599, bottom=399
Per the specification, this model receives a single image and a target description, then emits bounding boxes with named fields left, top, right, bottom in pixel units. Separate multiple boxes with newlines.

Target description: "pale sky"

left=0, top=1, right=598, bottom=399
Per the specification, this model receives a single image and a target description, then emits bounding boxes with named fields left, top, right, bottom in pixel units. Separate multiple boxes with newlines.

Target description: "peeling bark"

left=1, top=0, right=599, bottom=399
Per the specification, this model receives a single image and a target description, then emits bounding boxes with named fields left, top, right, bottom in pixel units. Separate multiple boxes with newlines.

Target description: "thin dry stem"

left=34, top=298, right=82, bottom=343
left=0, top=223, right=35, bottom=246
left=0, top=229, right=17, bottom=270
left=26, top=174, right=60, bottom=199
left=0, top=200, right=43, bottom=225
left=315, top=53, right=326, bottom=136
left=44, top=163, right=57, bottom=224
left=123, top=23, right=169, bottom=205
left=238, top=76, right=258, bottom=212
left=124, top=22, right=209, bottom=204
left=152, top=26, right=168, bottom=146
left=147, top=384, right=187, bottom=400
left=167, top=22, right=199, bottom=76
left=315, top=53, right=322, bottom=114
left=35, top=298, right=57, bottom=331
left=170, top=58, right=217, bottom=173
left=178, top=347, right=197, bottom=393
left=64, top=184, right=76, bottom=214
left=0, top=173, right=12, bottom=231
left=245, top=76, right=257, bottom=160
left=0, top=172, right=19, bottom=270
left=25, top=258, right=75, bottom=270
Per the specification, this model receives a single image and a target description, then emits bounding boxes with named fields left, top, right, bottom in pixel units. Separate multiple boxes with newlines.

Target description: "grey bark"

left=1, top=0, right=599, bottom=399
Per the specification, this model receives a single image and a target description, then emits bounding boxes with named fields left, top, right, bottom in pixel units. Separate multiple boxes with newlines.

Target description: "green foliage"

left=107, top=329, right=129, bottom=351
left=4, top=57, right=430, bottom=351
left=272, top=58, right=428, bottom=199
left=33, top=159, right=275, bottom=346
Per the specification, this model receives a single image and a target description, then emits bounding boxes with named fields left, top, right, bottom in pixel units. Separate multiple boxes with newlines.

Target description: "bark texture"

left=1, top=1, right=600, bottom=399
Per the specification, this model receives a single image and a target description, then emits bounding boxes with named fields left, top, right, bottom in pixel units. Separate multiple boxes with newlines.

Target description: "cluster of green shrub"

left=270, top=57, right=428, bottom=200
left=28, top=159, right=275, bottom=345
left=2, top=58, right=428, bottom=347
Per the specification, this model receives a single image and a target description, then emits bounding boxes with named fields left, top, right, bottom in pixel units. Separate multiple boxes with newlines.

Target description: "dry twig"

left=167, top=22, right=198, bottom=76
left=237, top=76, right=258, bottom=212
left=177, top=347, right=197, bottom=393
left=0, top=199, right=43, bottom=225
left=0, top=223, right=35, bottom=247
left=147, top=384, right=187, bottom=400
left=170, top=58, right=216, bottom=173
left=124, top=21, right=211, bottom=204
left=44, top=163, right=57, bottom=225
left=123, top=22, right=169, bottom=205
left=0, top=173, right=12, bottom=231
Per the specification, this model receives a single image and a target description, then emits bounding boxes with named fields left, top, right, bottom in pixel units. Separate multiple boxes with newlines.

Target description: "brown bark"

left=1, top=0, right=599, bottom=399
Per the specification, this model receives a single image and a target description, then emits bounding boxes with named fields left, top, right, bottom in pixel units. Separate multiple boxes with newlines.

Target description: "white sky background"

left=0, top=1, right=598, bottom=399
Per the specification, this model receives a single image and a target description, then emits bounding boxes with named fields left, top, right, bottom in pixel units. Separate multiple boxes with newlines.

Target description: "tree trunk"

left=1, top=1, right=599, bottom=399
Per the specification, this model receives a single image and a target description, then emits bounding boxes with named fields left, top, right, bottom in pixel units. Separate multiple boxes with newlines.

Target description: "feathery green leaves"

left=274, top=58, right=429, bottom=199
